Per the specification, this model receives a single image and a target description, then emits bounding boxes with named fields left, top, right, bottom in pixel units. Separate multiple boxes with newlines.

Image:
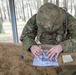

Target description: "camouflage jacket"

left=55, top=65, right=76, bottom=75
left=20, top=8, right=76, bottom=52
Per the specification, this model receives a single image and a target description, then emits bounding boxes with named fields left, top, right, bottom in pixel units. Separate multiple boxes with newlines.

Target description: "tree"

left=70, top=0, right=72, bottom=14
left=22, top=0, right=26, bottom=21
left=0, top=9, right=5, bottom=34
left=37, top=0, right=42, bottom=10
left=56, top=0, right=59, bottom=6
left=43, top=0, right=48, bottom=4
left=28, top=2, right=32, bottom=17
left=63, top=0, right=68, bottom=11
left=6, top=0, right=10, bottom=21
left=50, top=0, right=52, bottom=3
left=74, top=0, right=76, bottom=18
left=2, top=0, right=6, bottom=21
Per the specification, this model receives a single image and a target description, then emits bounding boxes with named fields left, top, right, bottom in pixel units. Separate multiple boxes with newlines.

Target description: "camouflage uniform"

left=20, top=3, right=76, bottom=52
left=55, top=65, right=76, bottom=75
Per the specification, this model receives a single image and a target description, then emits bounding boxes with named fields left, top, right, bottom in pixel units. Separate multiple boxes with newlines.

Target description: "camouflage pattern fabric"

left=55, top=65, right=76, bottom=75
left=20, top=14, right=37, bottom=51
left=20, top=3, right=76, bottom=52
left=36, top=3, right=63, bottom=33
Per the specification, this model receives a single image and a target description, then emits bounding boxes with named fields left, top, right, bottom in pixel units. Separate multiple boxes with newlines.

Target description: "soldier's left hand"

left=46, top=44, right=62, bottom=60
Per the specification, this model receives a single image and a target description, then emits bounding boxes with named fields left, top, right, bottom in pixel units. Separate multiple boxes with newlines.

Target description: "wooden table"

left=58, top=52, right=76, bottom=66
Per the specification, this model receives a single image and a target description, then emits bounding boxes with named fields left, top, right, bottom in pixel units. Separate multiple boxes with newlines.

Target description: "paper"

left=62, top=54, right=73, bottom=63
left=33, top=50, right=59, bottom=66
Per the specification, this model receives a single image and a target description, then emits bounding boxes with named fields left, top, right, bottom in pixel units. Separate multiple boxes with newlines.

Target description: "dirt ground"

left=0, top=43, right=58, bottom=75
left=0, top=43, right=76, bottom=75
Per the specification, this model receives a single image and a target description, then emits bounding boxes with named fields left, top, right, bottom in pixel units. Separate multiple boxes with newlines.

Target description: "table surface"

left=58, top=52, right=76, bottom=66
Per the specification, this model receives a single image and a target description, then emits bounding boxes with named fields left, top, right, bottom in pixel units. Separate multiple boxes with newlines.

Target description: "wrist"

left=58, top=44, right=63, bottom=52
left=30, top=45, right=37, bottom=50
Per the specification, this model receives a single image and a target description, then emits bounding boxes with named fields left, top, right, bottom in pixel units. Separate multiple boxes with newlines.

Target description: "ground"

left=0, top=43, right=76, bottom=75
left=0, top=43, right=57, bottom=75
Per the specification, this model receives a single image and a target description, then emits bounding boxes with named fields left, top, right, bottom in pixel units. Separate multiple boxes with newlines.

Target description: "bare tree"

left=37, top=0, right=42, bottom=10
left=22, top=0, right=26, bottom=21
left=43, top=0, right=48, bottom=4
left=28, top=3, right=32, bottom=17
left=26, top=0, right=32, bottom=19
left=63, top=0, right=68, bottom=11
left=6, top=0, right=10, bottom=21
left=50, top=0, right=52, bottom=3
left=0, top=8, right=5, bottom=34
left=0, top=8, right=3, bottom=22
left=52, top=0, right=56, bottom=5
left=70, top=0, right=72, bottom=13
left=56, top=0, right=59, bottom=6
left=74, top=0, right=76, bottom=18
left=63, top=0, right=66, bottom=7
left=1, top=0, right=6, bottom=21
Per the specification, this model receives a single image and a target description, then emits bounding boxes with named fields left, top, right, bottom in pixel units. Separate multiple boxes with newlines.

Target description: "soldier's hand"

left=30, top=45, right=43, bottom=59
left=46, top=44, right=62, bottom=60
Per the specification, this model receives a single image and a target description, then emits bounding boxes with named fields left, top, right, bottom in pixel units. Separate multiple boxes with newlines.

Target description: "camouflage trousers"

left=55, top=65, right=76, bottom=75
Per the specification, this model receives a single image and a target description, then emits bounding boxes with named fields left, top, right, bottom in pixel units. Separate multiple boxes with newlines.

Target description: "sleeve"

left=20, top=14, right=38, bottom=51
left=60, top=12, right=76, bottom=52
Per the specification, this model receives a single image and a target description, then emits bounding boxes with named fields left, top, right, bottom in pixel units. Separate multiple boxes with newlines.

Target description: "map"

left=33, top=50, right=59, bottom=66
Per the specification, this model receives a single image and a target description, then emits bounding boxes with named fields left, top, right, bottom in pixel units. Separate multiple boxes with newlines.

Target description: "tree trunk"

left=70, top=0, right=72, bottom=14
left=28, top=3, right=32, bottom=17
left=37, top=0, right=41, bottom=10
left=2, top=0, right=6, bottom=21
left=50, top=0, right=52, bottom=3
left=22, top=0, right=26, bottom=21
left=6, top=0, right=10, bottom=21
left=43, top=0, right=48, bottom=4
left=63, top=0, right=68, bottom=11
left=56, top=0, right=59, bottom=6
left=0, top=8, right=5, bottom=34
left=0, top=19, right=5, bottom=34
left=74, top=0, right=76, bottom=18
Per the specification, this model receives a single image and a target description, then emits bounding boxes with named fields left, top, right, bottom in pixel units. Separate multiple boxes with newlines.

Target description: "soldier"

left=20, top=3, right=76, bottom=60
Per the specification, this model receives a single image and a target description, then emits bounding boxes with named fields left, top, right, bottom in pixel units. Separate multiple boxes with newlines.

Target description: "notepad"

left=62, top=54, right=73, bottom=63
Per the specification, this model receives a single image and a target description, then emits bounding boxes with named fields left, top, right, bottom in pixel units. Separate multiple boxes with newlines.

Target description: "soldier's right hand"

left=30, top=45, right=43, bottom=59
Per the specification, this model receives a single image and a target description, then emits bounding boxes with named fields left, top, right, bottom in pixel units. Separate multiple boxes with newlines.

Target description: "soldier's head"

left=36, top=3, right=63, bottom=32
